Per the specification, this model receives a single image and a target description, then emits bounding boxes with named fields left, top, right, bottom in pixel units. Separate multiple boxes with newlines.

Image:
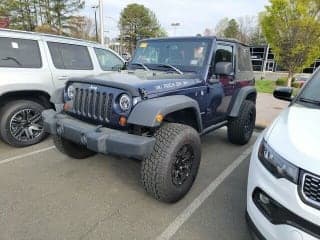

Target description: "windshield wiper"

left=155, top=64, right=184, bottom=75
left=130, top=62, right=150, bottom=71
left=299, top=97, right=320, bottom=105
left=2, top=57, right=22, bottom=66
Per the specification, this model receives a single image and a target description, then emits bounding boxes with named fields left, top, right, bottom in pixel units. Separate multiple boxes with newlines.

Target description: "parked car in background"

left=246, top=68, right=320, bottom=239
left=294, top=73, right=311, bottom=88
left=0, top=29, right=125, bottom=147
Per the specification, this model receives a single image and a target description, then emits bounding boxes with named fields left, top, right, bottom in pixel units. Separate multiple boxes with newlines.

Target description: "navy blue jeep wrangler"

left=43, top=37, right=256, bottom=203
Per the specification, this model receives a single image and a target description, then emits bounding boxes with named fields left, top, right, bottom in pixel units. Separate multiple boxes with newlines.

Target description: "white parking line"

left=156, top=146, right=253, bottom=240
left=0, top=146, right=56, bottom=165
left=253, top=131, right=262, bottom=138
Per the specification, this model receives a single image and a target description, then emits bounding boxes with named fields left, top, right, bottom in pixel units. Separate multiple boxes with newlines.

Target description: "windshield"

left=129, top=39, right=212, bottom=74
left=299, top=69, right=320, bottom=103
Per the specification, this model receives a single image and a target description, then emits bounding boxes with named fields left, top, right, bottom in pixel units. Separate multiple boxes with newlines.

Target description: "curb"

left=255, top=123, right=268, bottom=131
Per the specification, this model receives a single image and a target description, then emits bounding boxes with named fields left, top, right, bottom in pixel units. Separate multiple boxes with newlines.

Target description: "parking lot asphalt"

left=0, top=128, right=258, bottom=240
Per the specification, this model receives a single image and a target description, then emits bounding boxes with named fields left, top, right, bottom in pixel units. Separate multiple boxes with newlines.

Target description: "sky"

left=83, top=0, right=270, bottom=39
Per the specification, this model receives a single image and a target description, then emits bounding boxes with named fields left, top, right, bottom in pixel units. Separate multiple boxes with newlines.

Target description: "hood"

left=265, top=103, right=320, bottom=174
left=69, top=70, right=202, bottom=97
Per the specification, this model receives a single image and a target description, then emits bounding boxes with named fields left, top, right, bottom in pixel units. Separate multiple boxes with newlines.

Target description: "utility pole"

left=92, top=5, right=99, bottom=42
left=106, top=16, right=122, bottom=55
left=171, top=22, right=181, bottom=36
left=99, top=0, right=104, bottom=45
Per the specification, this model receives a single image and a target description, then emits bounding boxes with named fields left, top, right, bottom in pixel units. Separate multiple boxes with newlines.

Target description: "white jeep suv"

left=0, top=29, right=125, bottom=147
left=247, top=68, right=320, bottom=240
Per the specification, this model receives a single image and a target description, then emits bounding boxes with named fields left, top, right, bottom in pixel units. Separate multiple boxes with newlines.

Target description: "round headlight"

left=119, top=94, right=131, bottom=111
left=67, top=85, right=75, bottom=99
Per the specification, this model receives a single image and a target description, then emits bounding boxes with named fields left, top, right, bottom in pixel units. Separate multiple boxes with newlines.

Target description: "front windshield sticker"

left=139, top=42, right=148, bottom=48
left=11, top=42, right=19, bottom=49
left=190, top=60, right=198, bottom=65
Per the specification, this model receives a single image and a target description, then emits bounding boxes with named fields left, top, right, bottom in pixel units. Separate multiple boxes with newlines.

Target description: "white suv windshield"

left=94, top=48, right=124, bottom=71
left=300, top=70, right=320, bottom=102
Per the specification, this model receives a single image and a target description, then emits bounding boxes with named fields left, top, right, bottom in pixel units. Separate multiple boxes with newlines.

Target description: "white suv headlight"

left=258, top=139, right=299, bottom=184
left=67, top=85, right=75, bottom=99
left=119, top=94, right=131, bottom=111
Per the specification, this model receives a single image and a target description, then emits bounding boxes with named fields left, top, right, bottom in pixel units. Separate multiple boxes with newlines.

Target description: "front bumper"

left=247, top=136, right=320, bottom=240
left=42, top=110, right=156, bottom=160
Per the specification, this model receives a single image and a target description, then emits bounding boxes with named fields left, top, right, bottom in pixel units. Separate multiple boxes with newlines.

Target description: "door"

left=204, top=43, right=236, bottom=127
left=46, top=41, right=95, bottom=89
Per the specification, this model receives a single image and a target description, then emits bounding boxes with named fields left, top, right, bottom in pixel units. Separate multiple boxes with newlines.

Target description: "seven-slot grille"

left=302, top=173, right=320, bottom=208
left=71, top=87, right=113, bottom=122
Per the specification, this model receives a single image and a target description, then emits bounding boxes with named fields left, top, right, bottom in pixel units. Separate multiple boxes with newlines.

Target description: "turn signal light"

left=63, top=103, right=72, bottom=111
left=119, top=116, right=127, bottom=126
left=155, top=114, right=164, bottom=123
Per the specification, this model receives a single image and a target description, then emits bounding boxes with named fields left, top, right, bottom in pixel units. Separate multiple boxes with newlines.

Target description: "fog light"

left=259, top=193, right=270, bottom=205
left=119, top=116, right=127, bottom=126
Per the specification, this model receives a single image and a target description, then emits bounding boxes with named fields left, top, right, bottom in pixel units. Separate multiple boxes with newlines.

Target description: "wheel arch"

left=0, top=90, right=53, bottom=109
left=228, top=86, right=257, bottom=118
left=127, top=95, right=203, bottom=132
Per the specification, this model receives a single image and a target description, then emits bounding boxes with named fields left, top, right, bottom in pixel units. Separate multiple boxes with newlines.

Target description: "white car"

left=0, top=28, right=125, bottom=147
left=246, top=68, right=320, bottom=240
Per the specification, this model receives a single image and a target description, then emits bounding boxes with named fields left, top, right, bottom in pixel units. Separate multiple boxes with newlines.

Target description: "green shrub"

left=255, top=80, right=276, bottom=94
left=292, top=82, right=302, bottom=88
left=276, top=78, right=287, bottom=86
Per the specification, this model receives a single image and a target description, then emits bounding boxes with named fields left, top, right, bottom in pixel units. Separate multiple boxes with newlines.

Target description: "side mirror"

left=273, top=87, right=293, bottom=102
left=215, top=62, right=233, bottom=76
left=122, top=61, right=129, bottom=70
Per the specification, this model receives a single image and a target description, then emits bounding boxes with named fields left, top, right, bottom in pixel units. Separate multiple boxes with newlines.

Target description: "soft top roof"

left=139, top=36, right=249, bottom=47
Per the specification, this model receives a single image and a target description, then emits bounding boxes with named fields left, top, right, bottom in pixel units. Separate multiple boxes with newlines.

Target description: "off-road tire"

left=228, top=100, right=256, bottom=145
left=141, top=123, right=201, bottom=203
left=53, top=135, right=96, bottom=159
left=0, top=100, right=47, bottom=147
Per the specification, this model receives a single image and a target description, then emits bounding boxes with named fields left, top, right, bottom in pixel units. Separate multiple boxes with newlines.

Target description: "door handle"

left=58, top=76, right=69, bottom=81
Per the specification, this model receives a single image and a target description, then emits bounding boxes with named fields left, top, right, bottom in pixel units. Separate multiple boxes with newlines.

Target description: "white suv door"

left=46, top=41, right=96, bottom=89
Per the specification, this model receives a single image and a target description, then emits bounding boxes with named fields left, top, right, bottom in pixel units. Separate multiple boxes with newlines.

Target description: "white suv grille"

left=301, top=173, right=320, bottom=208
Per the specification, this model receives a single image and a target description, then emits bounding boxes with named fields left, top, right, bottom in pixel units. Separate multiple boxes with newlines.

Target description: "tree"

left=119, top=4, right=167, bottom=53
left=261, top=0, right=320, bottom=86
left=214, top=17, right=229, bottom=37
left=248, top=13, right=267, bottom=45
left=203, top=28, right=214, bottom=36
left=249, top=26, right=267, bottom=45
left=0, top=0, right=38, bottom=31
left=238, top=15, right=256, bottom=44
left=65, top=16, right=96, bottom=40
left=224, top=19, right=240, bottom=39
left=50, top=0, right=85, bottom=34
left=0, top=0, right=84, bottom=35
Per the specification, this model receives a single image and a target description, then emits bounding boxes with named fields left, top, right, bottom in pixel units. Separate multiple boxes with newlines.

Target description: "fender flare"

left=228, top=86, right=257, bottom=117
left=128, top=95, right=203, bottom=132
left=50, top=87, right=64, bottom=104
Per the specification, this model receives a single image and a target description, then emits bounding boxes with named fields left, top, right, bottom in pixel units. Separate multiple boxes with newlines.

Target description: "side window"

left=0, top=37, right=42, bottom=68
left=214, top=44, right=233, bottom=66
left=94, top=48, right=124, bottom=71
left=47, top=42, right=93, bottom=70
left=238, top=46, right=252, bottom=71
